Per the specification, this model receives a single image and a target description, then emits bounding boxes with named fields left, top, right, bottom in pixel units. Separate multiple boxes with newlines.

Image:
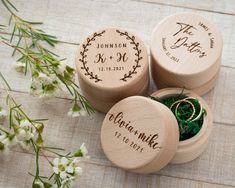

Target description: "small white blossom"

left=67, top=109, right=79, bottom=118
left=80, top=143, right=88, bottom=158
left=68, top=103, right=87, bottom=118
left=0, top=107, right=6, bottom=120
left=30, top=74, right=61, bottom=99
left=15, top=119, right=40, bottom=149
left=52, top=156, right=82, bottom=182
left=0, top=131, right=16, bottom=155
left=0, top=131, right=7, bottom=141
left=16, top=128, right=34, bottom=141
left=56, top=62, right=67, bottom=75
left=53, top=157, right=69, bottom=179
left=37, top=72, right=52, bottom=84
left=30, top=78, right=41, bottom=95
left=14, top=62, right=26, bottom=73
left=19, top=140, right=31, bottom=150
left=61, top=177, right=76, bottom=188
left=20, top=119, right=31, bottom=127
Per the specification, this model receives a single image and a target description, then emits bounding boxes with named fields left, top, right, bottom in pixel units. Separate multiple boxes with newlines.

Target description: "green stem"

left=31, top=140, right=40, bottom=181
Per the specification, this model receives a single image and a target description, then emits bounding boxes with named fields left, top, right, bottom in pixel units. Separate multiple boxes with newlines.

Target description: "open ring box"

left=101, top=88, right=212, bottom=173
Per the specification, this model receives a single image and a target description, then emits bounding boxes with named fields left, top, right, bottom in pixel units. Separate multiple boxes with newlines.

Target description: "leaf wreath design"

left=79, top=30, right=106, bottom=83
left=116, top=30, right=143, bottom=82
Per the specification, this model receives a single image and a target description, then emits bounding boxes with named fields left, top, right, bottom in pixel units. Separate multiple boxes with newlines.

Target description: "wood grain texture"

left=0, top=0, right=235, bottom=187
left=0, top=0, right=235, bottom=68
left=0, top=150, right=235, bottom=188
left=0, top=90, right=235, bottom=187
left=135, top=0, right=235, bottom=15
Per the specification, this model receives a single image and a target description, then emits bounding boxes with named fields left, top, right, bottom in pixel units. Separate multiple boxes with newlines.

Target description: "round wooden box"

left=75, top=28, right=149, bottom=113
left=101, top=88, right=212, bottom=173
left=150, top=13, right=223, bottom=95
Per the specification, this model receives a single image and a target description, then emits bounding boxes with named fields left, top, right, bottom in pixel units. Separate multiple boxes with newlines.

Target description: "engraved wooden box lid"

left=101, top=96, right=179, bottom=173
left=150, top=13, right=223, bottom=95
left=101, top=88, right=213, bottom=173
left=75, top=28, right=149, bottom=113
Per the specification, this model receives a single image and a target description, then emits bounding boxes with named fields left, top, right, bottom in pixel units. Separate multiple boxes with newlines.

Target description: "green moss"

left=150, top=93, right=206, bottom=141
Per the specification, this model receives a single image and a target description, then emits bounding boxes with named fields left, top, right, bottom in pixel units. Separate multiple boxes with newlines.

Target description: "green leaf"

left=0, top=142, right=5, bottom=151
left=12, top=34, right=23, bottom=56
left=35, top=123, right=44, bottom=134
left=73, top=149, right=83, bottom=157
left=5, top=0, right=18, bottom=12
left=36, top=134, right=44, bottom=146
left=66, top=65, right=75, bottom=74
left=72, top=102, right=81, bottom=112
left=32, top=184, right=40, bottom=188
left=10, top=25, right=16, bottom=42
left=43, top=182, right=53, bottom=188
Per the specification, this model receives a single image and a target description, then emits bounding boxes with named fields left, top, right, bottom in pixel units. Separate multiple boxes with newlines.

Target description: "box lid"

left=150, top=13, right=223, bottom=76
left=76, top=28, right=148, bottom=90
left=101, top=96, right=179, bottom=173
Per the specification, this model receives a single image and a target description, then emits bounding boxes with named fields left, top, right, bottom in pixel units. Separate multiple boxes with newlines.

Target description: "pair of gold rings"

left=170, top=97, right=203, bottom=122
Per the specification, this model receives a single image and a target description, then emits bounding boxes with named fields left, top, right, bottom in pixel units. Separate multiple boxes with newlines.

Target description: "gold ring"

left=175, top=99, right=196, bottom=121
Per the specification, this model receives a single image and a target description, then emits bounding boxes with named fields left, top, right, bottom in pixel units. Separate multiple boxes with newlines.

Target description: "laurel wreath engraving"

left=116, top=30, right=143, bottom=82
left=79, top=30, right=106, bottom=82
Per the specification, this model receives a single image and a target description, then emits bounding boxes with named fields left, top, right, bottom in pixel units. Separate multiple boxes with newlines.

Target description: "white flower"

left=19, top=140, right=31, bottom=150
left=30, top=73, right=61, bottom=99
left=52, top=156, right=83, bottom=181
left=61, top=177, right=75, bottom=188
left=20, top=119, right=31, bottom=128
left=0, top=131, right=7, bottom=141
left=68, top=158, right=83, bottom=176
left=38, top=72, right=52, bottom=84
left=0, top=131, right=16, bottom=155
left=16, top=129, right=34, bottom=141
left=67, top=103, right=87, bottom=118
left=56, top=62, right=67, bottom=75
left=53, top=157, right=69, bottom=179
left=80, top=143, right=88, bottom=157
left=15, top=119, right=39, bottom=148
left=67, top=109, right=80, bottom=118
left=30, top=78, right=41, bottom=96
left=74, top=166, right=82, bottom=176
left=0, top=107, right=6, bottom=120
left=14, top=62, right=26, bottom=73
left=17, top=119, right=35, bottom=141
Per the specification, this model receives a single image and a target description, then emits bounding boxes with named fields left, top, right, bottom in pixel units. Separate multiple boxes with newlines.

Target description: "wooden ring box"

left=101, top=88, right=212, bottom=173
left=75, top=28, right=149, bottom=113
left=150, top=13, right=223, bottom=95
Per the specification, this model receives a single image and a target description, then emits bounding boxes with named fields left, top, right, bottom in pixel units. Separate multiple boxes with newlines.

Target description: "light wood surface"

left=0, top=0, right=235, bottom=187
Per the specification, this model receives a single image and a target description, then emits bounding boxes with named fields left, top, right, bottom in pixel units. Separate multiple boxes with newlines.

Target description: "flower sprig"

left=0, top=0, right=95, bottom=116
left=0, top=72, right=89, bottom=188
